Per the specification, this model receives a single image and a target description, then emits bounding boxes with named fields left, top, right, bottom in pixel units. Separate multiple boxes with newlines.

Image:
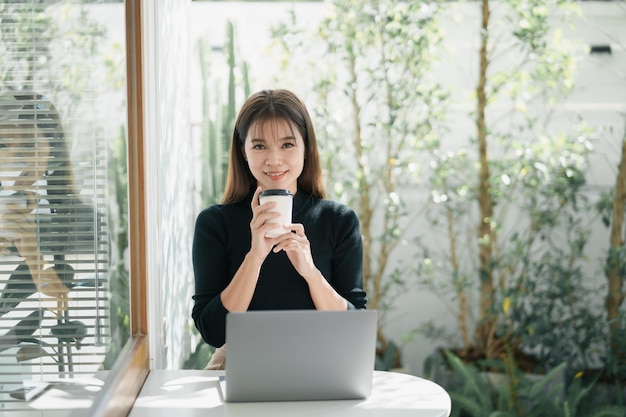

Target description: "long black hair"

left=0, top=91, right=96, bottom=255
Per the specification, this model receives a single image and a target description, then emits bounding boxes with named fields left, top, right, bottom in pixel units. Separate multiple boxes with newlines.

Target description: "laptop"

left=223, top=309, right=377, bottom=402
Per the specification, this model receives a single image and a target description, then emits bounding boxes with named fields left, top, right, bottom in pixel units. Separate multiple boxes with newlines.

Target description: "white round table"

left=128, top=370, right=451, bottom=417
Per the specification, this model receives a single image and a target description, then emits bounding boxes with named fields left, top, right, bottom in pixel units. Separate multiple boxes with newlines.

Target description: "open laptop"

left=223, top=309, right=377, bottom=402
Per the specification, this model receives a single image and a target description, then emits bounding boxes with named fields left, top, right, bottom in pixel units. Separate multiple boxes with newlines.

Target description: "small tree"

left=597, top=115, right=626, bottom=380
left=418, top=0, right=598, bottom=368
left=605, top=120, right=626, bottom=351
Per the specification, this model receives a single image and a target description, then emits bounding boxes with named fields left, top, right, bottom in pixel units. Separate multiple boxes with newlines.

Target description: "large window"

left=0, top=0, right=131, bottom=412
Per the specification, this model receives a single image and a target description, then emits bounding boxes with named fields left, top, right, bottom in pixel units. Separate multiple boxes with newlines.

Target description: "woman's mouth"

left=265, top=171, right=287, bottom=179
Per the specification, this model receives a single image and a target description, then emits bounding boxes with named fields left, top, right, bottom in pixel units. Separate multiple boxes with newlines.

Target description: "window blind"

left=0, top=1, right=121, bottom=410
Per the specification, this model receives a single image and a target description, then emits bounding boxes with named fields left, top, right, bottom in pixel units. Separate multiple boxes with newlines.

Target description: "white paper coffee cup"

left=259, top=189, right=293, bottom=238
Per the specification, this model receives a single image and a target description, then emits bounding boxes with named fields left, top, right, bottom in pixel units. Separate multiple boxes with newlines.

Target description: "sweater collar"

left=293, top=191, right=313, bottom=218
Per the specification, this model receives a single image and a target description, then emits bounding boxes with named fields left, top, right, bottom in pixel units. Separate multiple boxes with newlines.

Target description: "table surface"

left=0, top=375, right=106, bottom=417
left=128, top=370, right=451, bottom=417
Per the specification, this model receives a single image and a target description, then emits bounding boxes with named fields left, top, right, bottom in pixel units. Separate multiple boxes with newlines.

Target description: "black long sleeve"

left=191, top=191, right=367, bottom=347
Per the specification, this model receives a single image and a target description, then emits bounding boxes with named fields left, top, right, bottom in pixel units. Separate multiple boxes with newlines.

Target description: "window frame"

left=89, top=1, right=150, bottom=416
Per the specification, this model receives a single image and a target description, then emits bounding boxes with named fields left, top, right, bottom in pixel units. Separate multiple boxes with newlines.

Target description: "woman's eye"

left=252, top=144, right=265, bottom=150
left=283, top=142, right=295, bottom=149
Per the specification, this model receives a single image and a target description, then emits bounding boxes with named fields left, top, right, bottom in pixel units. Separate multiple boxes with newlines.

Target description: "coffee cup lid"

left=260, top=189, right=293, bottom=197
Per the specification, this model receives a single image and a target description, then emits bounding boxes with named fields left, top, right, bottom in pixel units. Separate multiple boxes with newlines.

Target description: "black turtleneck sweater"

left=191, top=191, right=367, bottom=347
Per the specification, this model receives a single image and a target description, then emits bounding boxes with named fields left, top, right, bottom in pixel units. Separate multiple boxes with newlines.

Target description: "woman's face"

left=243, top=118, right=305, bottom=195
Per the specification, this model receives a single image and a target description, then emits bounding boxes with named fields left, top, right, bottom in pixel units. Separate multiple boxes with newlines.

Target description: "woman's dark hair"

left=0, top=91, right=77, bottom=204
left=221, top=89, right=325, bottom=204
left=0, top=91, right=95, bottom=255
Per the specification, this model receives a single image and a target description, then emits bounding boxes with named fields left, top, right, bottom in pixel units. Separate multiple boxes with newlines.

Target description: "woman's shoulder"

left=305, top=196, right=359, bottom=224
left=318, top=198, right=355, bottom=214
left=196, top=199, right=249, bottom=223
left=305, top=198, right=362, bottom=240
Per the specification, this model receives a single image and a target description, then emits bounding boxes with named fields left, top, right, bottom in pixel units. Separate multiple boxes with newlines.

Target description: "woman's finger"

left=290, top=223, right=306, bottom=237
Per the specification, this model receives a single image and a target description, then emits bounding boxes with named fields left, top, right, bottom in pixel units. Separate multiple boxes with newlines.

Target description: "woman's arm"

left=275, top=203, right=367, bottom=310
left=220, top=187, right=279, bottom=311
left=191, top=187, right=284, bottom=346
left=325, top=206, right=367, bottom=309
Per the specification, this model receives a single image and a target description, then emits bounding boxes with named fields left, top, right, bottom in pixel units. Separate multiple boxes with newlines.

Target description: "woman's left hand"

left=272, top=224, right=318, bottom=282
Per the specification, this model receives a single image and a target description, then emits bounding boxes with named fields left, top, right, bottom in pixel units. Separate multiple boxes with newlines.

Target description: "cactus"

left=198, top=20, right=250, bottom=206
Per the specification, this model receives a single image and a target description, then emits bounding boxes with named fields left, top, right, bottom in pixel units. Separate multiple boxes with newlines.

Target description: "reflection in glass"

left=0, top=1, right=128, bottom=412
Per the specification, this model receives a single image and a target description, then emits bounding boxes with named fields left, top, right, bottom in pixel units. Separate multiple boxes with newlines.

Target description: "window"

left=0, top=0, right=137, bottom=412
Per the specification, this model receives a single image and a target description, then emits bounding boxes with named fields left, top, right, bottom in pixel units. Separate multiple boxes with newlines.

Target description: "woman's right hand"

left=249, top=186, right=281, bottom=260
left=220, top=187, right=282, bottom=312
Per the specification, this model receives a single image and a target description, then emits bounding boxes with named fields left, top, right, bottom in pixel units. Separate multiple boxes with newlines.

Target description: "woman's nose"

left=265, top=148, right=282, bottom=165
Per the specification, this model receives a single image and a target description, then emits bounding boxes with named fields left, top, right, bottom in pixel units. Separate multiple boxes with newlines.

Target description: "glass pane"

left=0, top=0, right=128, bottom=412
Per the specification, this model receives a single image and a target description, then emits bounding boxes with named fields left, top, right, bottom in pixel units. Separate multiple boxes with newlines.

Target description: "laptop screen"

left=224, top=309, right=377, bottom=402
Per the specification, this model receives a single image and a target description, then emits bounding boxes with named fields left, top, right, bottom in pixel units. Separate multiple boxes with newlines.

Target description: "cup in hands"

left=259, top=189, right=293, bottom=238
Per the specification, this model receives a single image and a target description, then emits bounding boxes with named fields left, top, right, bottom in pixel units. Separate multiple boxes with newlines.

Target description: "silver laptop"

left=223, top=309, right=377, bottom=402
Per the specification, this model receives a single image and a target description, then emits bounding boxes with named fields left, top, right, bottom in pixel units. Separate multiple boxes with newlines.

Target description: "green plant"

left=500, top=256, right=604, bottom=373
left=103, top=126, right=130, bottom=370
left=603, top=308, right=626, bottom=384
left=443, top=350, right=626, bottom=417
left=596, top=115, right=626, bottom=382
left=198, top=20, right=250, bottom=207
left=271, top=0, right=448, bottom=370
left=0, top=1, right=106, bottom=114
left=443, top=349, right=564, bottom=417
left=183, top=333, right=215, bottom=370
left=413, top=0, right=601, bottom=374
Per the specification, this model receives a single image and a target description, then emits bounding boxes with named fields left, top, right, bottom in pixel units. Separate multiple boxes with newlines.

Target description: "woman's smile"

left=265, top=170, right=288, bottom=179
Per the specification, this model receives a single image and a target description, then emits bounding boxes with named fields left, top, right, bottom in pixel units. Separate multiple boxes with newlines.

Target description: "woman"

left=0, top=91, right=96, bottom=371
left=192, top=89, right=367, bottom=368
left=0, top=92, right=75, bottom=316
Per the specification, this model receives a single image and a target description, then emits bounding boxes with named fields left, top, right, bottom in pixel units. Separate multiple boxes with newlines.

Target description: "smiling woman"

left=192, top=89, right=368, bottom=370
